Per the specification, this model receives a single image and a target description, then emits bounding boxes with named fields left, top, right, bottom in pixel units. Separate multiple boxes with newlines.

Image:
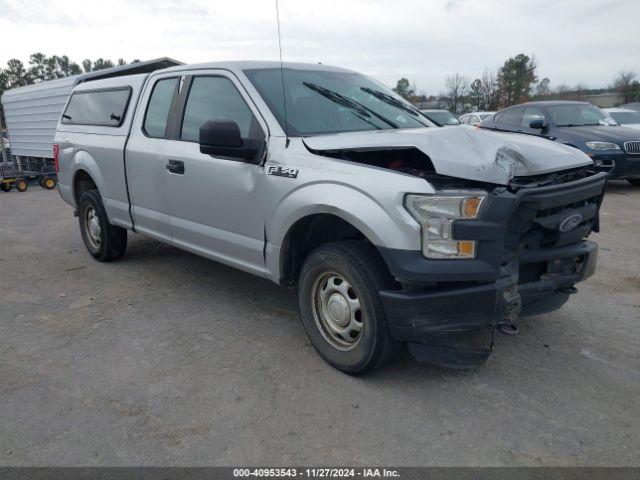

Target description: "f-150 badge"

left=267, top=165, right=298, bottom=178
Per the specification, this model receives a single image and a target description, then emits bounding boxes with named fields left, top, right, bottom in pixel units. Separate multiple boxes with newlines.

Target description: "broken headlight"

left=405, top=191, right=486, bottom=259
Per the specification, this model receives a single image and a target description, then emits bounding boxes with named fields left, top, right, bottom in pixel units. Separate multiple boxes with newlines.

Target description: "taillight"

left=53, top=144, right=59, bottom=173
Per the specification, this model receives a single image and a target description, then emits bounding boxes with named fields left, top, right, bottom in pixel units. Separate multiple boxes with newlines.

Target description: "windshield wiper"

left=360, top=87, right=430, bottom=126
left=303, top=82, right=397, bottom=129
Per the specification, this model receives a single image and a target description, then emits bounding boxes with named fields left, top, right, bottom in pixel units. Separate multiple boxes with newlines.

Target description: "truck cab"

left=55, top=61, right=607, bottom=373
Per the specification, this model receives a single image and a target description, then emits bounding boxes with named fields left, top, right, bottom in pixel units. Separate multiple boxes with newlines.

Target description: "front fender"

left=269, top=182, right=421, bottom=251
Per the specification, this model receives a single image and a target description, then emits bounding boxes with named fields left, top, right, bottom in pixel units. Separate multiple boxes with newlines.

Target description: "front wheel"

left=78, top=190, right=127, bottom=262
left=297, top=240, right=400, bottom=374
left=627, top=179, right=640, bottom=187
left=43, top=177, right=57, bottom=190
left=15, top=179, right=28, bottom=192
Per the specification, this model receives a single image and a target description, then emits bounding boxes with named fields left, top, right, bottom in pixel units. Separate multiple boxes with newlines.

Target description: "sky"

left=0, top=0, right=638, bottom=94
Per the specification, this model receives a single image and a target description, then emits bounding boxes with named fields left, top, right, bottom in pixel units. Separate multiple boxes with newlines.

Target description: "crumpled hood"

left=303, top=126, right=593, bottom=185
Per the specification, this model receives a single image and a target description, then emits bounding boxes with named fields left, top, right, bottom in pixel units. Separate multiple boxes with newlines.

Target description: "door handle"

left=165, top=159, right=184, bottom=175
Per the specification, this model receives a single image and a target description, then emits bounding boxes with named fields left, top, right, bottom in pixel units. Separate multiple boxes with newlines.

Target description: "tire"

left=627, top=178, right=640, bottom=187
left=0, top=183, right=11, bottom=192
left=43, top=177, right=57, bottom=190
left=78, top=190, right=127, bottom=262
left=15, top=179, right=28, bottom=192
left=297, top=240, right=400, bottom=374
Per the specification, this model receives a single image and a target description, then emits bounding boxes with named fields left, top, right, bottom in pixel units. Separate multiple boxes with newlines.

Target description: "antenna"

left=275, top=0, right=289, bottom=146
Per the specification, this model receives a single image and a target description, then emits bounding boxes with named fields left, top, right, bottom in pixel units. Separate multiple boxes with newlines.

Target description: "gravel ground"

left=0, top=183, right=638, bottom=466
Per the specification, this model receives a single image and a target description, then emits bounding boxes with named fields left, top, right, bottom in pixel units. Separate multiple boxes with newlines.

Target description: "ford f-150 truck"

left=55, top=61, right=608, bottom=374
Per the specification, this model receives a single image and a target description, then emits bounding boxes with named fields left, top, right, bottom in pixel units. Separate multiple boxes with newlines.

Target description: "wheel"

left=78, top=190, right=127, bottom=262
left=0, top=183, right=11, bottom=192
left=627, top=179, right=640, bottom=186
left=15, top=179, right=28, bottom=192
left=43, top=177, right=57, bottom=190
left=297, top=240, right=400, bottom=374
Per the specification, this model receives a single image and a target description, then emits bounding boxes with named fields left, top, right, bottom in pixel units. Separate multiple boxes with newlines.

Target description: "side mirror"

left=529, top=119, right=547, bottom=129
left=199, top=120, right=260, bottom=162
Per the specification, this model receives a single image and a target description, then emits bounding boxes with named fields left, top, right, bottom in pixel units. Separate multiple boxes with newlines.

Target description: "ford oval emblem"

left=559, top=213, right=583, bottom=233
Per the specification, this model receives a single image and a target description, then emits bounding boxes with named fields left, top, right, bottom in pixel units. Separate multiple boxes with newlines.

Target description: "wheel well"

left=279, top=214, right=386, bottom=287
left=73, top=170, right=97, bottom=205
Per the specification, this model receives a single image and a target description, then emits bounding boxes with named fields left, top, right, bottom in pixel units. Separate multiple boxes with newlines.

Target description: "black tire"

left=78, top=190, right=127, bottom=262
left=43, top=177, right=57, bottom=190
left=15, top=179, right=28, bottom=192
left=627, top=178, right=640, bottom=186
left=298, top=240, right=400, bottom=374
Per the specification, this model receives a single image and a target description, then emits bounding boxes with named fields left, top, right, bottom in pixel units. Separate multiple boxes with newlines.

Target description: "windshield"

left=609, top=111, right=640, bottom=125
left=479, top=113, right=493, bottom=120
left=423, top=111, right=460, bottom=125
left=547, top=104, right=618, bottom=127
left=244, top=68, right=432, bottom=136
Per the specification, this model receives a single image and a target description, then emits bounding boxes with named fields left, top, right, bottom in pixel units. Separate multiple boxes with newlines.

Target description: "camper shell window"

left=61, top=87, right=132, bottom=127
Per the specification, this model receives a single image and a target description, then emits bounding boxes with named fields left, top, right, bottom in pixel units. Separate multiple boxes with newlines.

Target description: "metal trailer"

left=0, top=158, right=58, bottom=192
left=0, top=57, right=183, bottom=175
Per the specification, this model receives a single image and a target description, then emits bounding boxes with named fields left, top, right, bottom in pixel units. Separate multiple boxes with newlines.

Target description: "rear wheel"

left=43, top=177, right=57, bottom=190
left=297, top=240, right=400, bottom=374
left=15, top=179, right=28, bottom=192
left=627, top=178, right=640, bottom=186
left=78, top=190, right=127, bottom=262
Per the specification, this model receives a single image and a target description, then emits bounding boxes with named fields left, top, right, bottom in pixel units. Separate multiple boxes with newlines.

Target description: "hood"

left=556, top=125, right=640, bottom=144
left=303, top=127, right=592, bottom=185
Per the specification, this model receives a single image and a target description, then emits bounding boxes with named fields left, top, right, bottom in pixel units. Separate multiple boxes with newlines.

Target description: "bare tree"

left=479, top=69, right=500, bottom=110
left=444, top=73, right=469, bottom=113
left=535, top=77, right=551, bottom=98
left=613, top=71, right=637, bottom=103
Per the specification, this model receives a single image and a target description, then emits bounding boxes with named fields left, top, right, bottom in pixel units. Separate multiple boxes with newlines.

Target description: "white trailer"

left=1, top=57, right=182, bottom=167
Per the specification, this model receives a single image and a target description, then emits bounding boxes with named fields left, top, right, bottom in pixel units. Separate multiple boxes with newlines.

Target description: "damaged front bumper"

left=377, top=172, right=607, bottom=369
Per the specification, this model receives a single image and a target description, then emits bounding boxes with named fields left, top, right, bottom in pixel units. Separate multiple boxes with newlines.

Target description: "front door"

left=163, top=72, right=268, bottom=276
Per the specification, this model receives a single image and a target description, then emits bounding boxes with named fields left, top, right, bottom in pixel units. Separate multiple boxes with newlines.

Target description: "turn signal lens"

left=458, top=240, right=476, bottom=258
left=463, top=197, right=483, bottom=218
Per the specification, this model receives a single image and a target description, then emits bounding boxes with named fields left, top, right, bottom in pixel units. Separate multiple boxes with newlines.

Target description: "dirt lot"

left=1, top=183, right=639, bottom=466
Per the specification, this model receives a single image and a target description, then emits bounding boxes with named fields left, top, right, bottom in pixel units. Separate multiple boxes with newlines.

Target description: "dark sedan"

left=479, top=101, right=640, bottom=185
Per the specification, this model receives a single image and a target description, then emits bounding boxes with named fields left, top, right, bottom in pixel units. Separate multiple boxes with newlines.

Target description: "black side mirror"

left=529, top=119, right=547, bottom=129
left=199, top=120, right=260, bottom=162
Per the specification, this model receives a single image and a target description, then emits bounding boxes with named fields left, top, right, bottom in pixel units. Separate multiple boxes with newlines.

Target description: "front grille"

left=624, top=141, right=640, bottom=155
left=504, top=176, right=606, bottom=255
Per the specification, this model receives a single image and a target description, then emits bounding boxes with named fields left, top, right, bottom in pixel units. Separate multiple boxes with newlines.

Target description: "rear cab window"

left=143, top=78, right=180, bottom=138
left=62, top=88, right=131, bottom=126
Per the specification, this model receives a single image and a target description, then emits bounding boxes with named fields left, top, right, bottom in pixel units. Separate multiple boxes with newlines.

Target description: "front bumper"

left=591, top=151, right=640, bottom=179
left=377, top=173, right=607, bottom=368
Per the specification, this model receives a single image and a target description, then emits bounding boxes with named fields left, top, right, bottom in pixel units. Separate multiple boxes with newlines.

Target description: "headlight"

left=586, top=141, right=620, bottom=151
left=405, top=191, right=486, bottom=259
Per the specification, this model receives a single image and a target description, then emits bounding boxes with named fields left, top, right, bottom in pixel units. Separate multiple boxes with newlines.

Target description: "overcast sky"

left=0, top=0, right=638, bottom=93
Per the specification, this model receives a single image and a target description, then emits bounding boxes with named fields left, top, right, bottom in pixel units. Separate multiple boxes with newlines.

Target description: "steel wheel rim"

left=311, top=271, right=363, bottom=351
left=84, top=206, right=102, bottom=250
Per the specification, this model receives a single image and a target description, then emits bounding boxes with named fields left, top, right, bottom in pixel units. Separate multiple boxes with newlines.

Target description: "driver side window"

left=181, top=76, right=258, bottom=142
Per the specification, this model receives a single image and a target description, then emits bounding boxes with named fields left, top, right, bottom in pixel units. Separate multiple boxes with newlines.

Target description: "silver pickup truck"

left=55, top=61, right=608, bottom=373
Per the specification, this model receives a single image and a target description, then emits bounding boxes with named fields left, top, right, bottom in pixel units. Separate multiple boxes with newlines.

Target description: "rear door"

left=162, top=71, right=269, bottom=276
left=125, top=73, right=182, bottom=241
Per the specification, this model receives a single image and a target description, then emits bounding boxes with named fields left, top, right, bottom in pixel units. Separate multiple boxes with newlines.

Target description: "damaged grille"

left=504, top=174, right=606, bottom=254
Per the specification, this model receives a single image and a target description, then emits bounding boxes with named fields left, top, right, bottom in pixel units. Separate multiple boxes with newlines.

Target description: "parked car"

left=420, top=109, right=460, bottom=126
left=55, top=61, right=607, bottom=373
left=459, top=112, right=494, bottom=126
left=605, top=107, right=640, bottom=130
left=480, top=101, right=640, bottom=186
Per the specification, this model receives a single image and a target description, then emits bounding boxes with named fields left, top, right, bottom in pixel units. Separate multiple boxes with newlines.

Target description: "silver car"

left=55, top=61, right=607, bottom=373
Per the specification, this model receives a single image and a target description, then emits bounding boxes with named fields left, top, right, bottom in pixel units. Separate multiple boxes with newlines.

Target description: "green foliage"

left=497, top=53, right=538, bottom=107
left=393, top=78, right=414, bottom=100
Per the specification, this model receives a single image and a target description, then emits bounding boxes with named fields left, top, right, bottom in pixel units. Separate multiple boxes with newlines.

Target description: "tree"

left=469, top=78, right=483, bottom=110
left=56, top=56, right=82, bottom=77
left=92, top=58, right=115, bottom=71
left=497, top=53, right=537, bottom=107
left=5, top=59, right=32, bottom=88
left=28, top=52, right=48, bottom=81
left=535, top=77, right=551, bottom=98
left=117, top=58, right=127, bottom=67
left=475, top=69, right=499, bottom=111
left=613, top=71, right=637, bottom=103
left=82, top=59, right=92, bottom=73
left=443, top=73, right=468, bottom=113
left=393, top=78, right=414, bottom=100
